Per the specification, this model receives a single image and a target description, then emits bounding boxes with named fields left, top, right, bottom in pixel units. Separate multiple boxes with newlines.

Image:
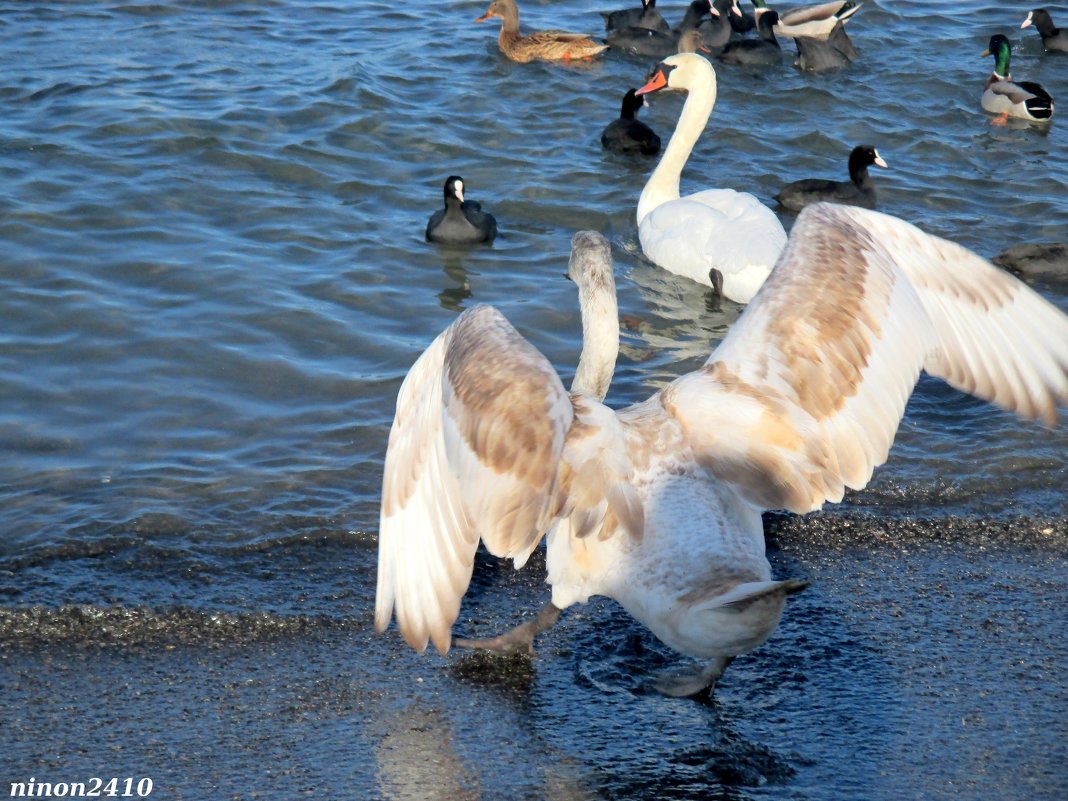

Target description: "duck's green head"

left=981, top=34, right=1012, bottom=77
left=752, top=0, right=767, bottom=8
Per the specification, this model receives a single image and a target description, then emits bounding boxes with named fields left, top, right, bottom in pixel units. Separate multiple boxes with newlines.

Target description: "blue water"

left=1, top=1, right=1067, bottom=799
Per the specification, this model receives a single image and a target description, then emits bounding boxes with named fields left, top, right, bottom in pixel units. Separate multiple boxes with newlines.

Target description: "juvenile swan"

left=376, top=212, right=1068, bottom=697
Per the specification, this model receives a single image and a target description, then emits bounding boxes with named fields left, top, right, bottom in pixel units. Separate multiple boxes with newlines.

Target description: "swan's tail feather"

left=716, top=578, right=810, bottom=612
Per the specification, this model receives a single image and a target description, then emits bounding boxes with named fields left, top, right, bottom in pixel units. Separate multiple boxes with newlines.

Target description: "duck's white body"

left=981, top=74, right=1055, bottom=121
left=375, top=208, right=1068, bottom=695
left=636, top=53, right=786, bottom=304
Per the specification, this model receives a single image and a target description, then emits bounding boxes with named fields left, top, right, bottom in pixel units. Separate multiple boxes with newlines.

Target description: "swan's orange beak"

left=635, top=70, right=668, bottom=96
left=475, top=9, right=496, bottom=22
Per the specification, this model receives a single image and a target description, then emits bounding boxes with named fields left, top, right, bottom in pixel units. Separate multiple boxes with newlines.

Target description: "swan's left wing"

left=376, top=305, right=573, bottom=654
left=663, top=202, right=1068, bottom=513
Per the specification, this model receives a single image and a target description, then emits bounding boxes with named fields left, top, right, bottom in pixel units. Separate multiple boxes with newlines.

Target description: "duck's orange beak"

left=475, top=9, right=496, bottom=22
left=635, top=69, right=668, bottom=96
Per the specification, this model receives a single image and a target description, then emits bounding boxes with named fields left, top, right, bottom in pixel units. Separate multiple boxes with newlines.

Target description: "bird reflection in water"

left=436, top=253, right=474, bottom=312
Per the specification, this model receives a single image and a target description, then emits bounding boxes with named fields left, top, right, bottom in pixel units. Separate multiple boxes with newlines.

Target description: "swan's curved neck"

left=636, top=77, right=716, bottom=225
left=571, top=279, right=619, bottom=402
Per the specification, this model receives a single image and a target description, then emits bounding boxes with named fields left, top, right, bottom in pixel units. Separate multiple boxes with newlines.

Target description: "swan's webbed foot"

left=453, top=602, right=561, bottom=656
left=708, top=267, right=724, bottom=298
left=652, top=655, right=734, bottom=700
left=706, top=267, right=724, bottom=312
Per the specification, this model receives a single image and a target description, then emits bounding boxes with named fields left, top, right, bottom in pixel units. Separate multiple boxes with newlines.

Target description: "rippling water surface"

left=2, top=1, right=1067, bottom=799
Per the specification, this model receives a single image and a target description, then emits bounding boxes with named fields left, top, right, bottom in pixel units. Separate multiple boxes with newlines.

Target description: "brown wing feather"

left=377, top=305, right=574, bottom=654
left=661, top=203, right=1068, bottom=513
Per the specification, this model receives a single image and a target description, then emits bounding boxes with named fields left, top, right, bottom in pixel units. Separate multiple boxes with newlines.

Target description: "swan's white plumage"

left=666, top=204, right=1068, bottom=514
left=639, top=190, right=787, bottom=302
left=376, top=208, right=1068, bottom=672
left=636, top=53, right=786, bottom=304
left=376, top=306, right=575, bottom=654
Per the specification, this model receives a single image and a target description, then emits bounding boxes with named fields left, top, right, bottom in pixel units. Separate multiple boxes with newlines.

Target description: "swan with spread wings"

left=375, top=213, right=1068, bottom=697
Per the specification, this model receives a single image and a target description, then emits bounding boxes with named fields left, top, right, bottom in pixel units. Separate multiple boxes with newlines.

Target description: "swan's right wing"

left=662, top=203, right=1068, bottom=513
left=376, top=305, right=573, bottom=655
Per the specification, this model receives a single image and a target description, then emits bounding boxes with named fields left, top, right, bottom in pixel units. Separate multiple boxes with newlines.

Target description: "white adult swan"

left=635, top=52, right=786, bottom=304
left=375, top=209, right=1068, bottom=697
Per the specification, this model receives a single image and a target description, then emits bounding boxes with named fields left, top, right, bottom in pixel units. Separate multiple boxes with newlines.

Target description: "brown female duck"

left=476, top=0, right=609, bottom=63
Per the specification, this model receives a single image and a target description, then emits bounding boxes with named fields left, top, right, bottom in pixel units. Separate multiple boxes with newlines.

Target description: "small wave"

left=0, top=604, right=358, bottom=647
left=765, top=511, right=1068, bottom=551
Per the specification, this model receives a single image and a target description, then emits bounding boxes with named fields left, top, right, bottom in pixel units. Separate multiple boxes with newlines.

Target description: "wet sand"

left=4, top=513, right=1067, bottom=801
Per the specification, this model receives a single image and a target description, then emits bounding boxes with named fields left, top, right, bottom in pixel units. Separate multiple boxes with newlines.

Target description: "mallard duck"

left=601, top=0, right=670, bottom=34
left=426, top=176, right=498, bottom=245
left=601, top=89, right=662, bottom=155
left=774, top=145, right=887, bottom=212
left=635, top=53, right=786, bottom=302
left=718, top=9, right=782, bottom=66
left=759, top=0, right=862, bottom=39
left=981, top=34, right=1054, bottom=123
left=606, top=0, right=715, bottom=59
left=375, top=210, right=1068, bottom=697
left=476, top=0, right=608, bottom=63
left=1021, top=8, right=1068, bottom=53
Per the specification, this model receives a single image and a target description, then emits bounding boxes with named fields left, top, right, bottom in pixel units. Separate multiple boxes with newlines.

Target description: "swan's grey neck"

left=636, top=72, right=716, bottom=225
left=567, top=234, right=620, bottom=402
left=571, top=283, right=619, bottom=401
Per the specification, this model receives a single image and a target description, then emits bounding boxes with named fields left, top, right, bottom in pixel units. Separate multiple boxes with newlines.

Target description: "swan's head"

left=635, top=52, right=716, bottom=98
left=566, top=231, right=614, bottom=294
left=443, top=175, right=465, bottom=204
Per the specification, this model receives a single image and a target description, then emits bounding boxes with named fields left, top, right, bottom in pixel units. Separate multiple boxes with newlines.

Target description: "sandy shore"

left=3, top=513, right=1067, bottom=801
